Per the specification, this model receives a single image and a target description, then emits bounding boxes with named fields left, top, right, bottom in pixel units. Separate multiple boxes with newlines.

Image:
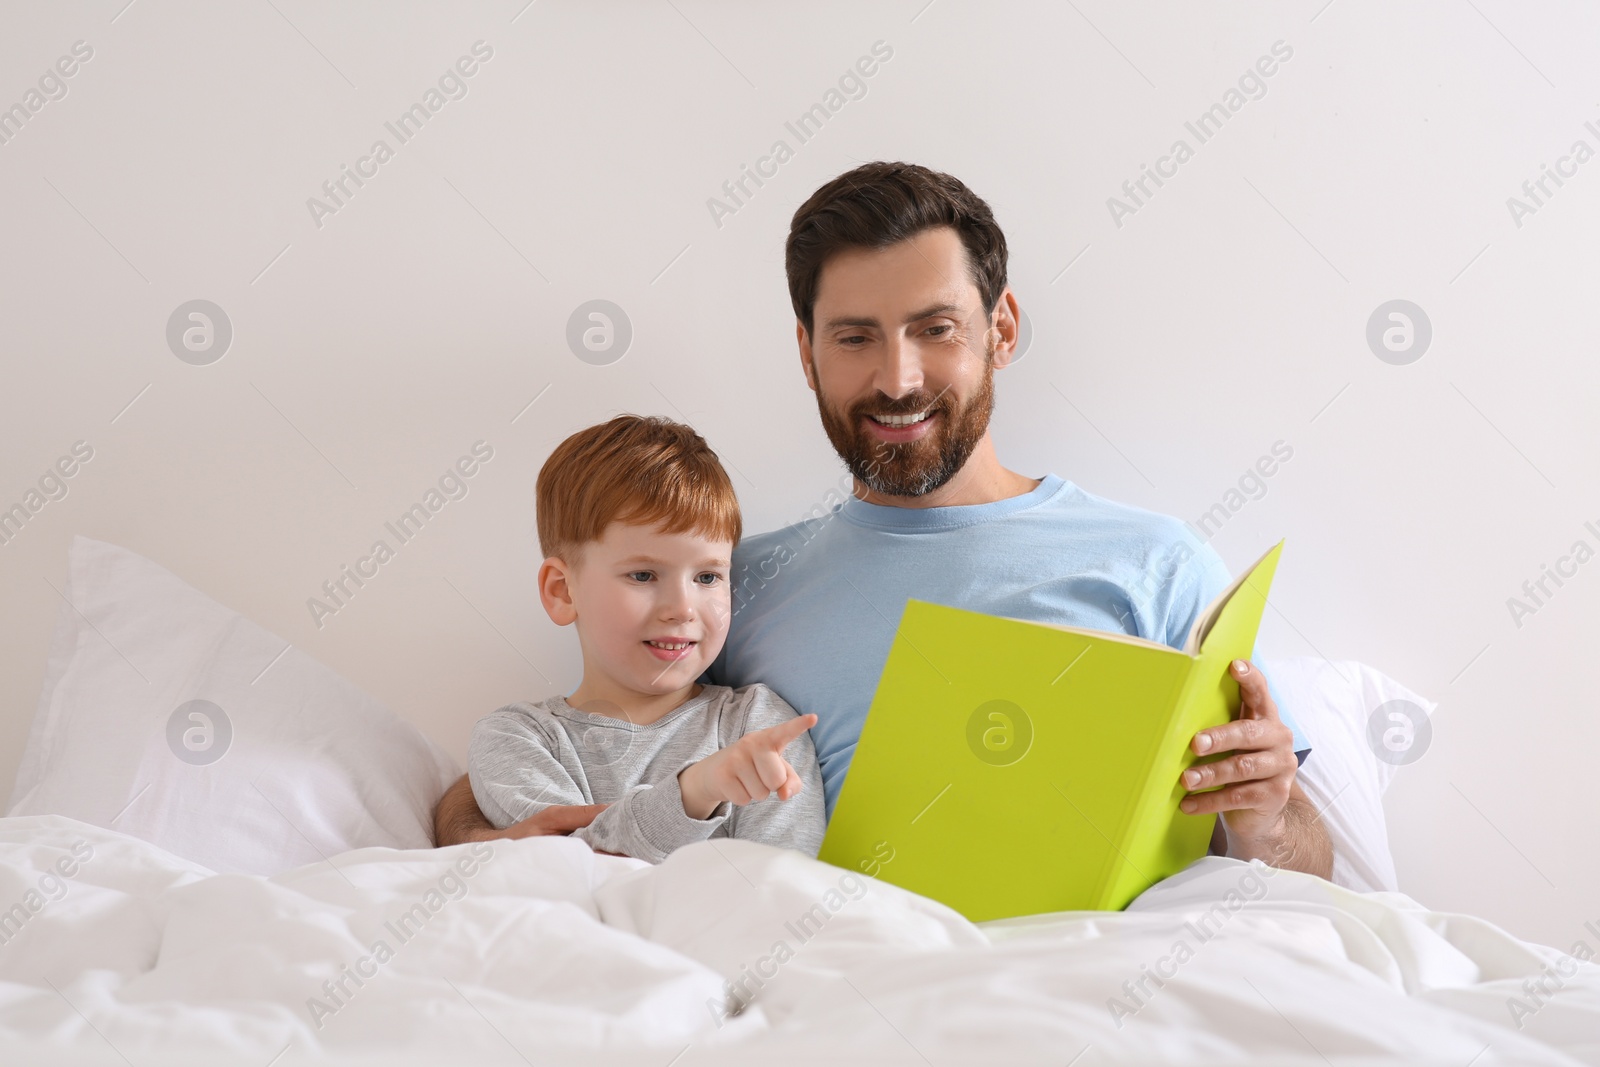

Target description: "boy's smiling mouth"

left=644, top=638, right=697, bottom=660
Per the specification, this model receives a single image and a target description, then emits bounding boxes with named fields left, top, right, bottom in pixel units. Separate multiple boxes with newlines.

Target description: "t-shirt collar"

left=839, top=473, right=1065, bottom=531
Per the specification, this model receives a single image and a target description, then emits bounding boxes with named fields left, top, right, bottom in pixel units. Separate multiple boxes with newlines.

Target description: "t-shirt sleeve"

left=573, top=777, right=732, bottom=863
left=721, top=685, right=826, bottom=856
left=1161, top=532, right=1311, bottom=761
left=469, top=705, right=735, bottom=858
left=466, top=707, right=588, bottom=829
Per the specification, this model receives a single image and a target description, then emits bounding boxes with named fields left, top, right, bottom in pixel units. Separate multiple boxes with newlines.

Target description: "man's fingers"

left=1231, top=659, right=1280, bottom=721
left=1180, top=781, right=1281, bottom=816
left=539, top=803, right=610, bottom=831
left=1192, top=714, right=1289, bottom=756
left=1182, top=749, right=1292, bottom=792
left=510, top=803, right=608, bottom=838
left=1190, top=661, right=1281, bottom=755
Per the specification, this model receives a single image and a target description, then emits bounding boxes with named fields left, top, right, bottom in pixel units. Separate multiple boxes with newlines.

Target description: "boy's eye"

left=628, top=571, right=723, bottom=586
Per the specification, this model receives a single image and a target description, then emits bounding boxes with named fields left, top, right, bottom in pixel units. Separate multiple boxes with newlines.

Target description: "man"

left=436, top=161, right=1331, bottom=879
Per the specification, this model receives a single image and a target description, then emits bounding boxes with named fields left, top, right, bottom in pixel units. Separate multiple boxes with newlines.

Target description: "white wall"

left=1, top=0, right=1594, bottom=947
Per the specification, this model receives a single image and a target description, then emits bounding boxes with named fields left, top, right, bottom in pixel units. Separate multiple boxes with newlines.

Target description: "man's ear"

left=538, top=557, right=577, bottom=626
left=987, top=287, right=1022, bottom=370
left=797, top=320, right=818, bottom=392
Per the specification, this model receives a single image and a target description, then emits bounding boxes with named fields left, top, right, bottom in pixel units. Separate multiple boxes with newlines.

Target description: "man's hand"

left=1180, top=659, right=1332, bottom=878
left=678, top=714, right=818, bottom=820
left=503, top=803, right=610, bottom=840
left=432, top=773, right=608, bottom=846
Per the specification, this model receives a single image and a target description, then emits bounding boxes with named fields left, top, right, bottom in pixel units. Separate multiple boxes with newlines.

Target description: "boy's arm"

left=586, top=699, right=823, bottom=862
left=721, top=690, right=827, bottom=857
left=467, top=709, right=590, bottom=828
left=575, top=700, right=816, bottom=860
left=572, top=774, right=733, bottom=863
left=469, top=710, right=730, bottom=860
left=434, top=773, right=607, bottom=846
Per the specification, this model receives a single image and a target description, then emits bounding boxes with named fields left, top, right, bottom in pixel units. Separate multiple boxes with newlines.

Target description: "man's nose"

left=873, top=333, right=924, bottom=401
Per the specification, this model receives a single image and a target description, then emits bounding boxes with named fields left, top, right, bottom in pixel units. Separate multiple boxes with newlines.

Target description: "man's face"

left=799, top=226, right=1010, bottom=499
left=555, top=521, right=733, bottom=695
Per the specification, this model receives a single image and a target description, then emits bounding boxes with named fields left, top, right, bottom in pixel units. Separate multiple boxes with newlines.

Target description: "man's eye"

left=839, top=335, right=868, bottom=347
left=926, top=324, right=952, bottom=338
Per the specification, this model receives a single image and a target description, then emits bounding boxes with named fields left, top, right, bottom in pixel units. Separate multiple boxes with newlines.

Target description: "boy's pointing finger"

left=757, top=713, right=818, bottom=748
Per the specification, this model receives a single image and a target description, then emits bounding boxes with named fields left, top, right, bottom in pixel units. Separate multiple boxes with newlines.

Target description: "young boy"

left=467, top=413, right=825, bottom=863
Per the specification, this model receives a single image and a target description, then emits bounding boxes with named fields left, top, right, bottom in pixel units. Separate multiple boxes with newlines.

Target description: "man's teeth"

left=647, top=640, right=693, bottom=650
left=870, top=410, right=932, bottom=428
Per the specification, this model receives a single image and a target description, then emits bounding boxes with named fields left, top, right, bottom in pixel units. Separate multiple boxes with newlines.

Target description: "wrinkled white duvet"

left=0, top=816, right=1595, bottom=1066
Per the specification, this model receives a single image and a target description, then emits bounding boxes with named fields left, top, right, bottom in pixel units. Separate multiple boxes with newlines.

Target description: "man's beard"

left=814, top=348, right=997, bottom=499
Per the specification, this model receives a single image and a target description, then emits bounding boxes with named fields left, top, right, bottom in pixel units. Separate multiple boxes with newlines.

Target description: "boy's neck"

left=564, top=678, right=705, bottom=726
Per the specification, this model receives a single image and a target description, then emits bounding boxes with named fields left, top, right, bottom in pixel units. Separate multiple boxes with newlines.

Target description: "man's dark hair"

left=785, top=161, right=1009, bottom=339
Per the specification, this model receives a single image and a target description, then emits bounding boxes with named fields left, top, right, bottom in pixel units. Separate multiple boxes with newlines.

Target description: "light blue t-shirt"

left=701, top=473, right=1309, bottom=818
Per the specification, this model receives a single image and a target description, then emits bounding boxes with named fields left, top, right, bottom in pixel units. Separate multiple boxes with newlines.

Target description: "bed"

left=3, top=538, right=1596, bottom=1065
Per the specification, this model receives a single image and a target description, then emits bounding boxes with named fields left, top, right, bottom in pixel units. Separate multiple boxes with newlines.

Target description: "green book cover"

left=818, top=540, right=1285, bottom=923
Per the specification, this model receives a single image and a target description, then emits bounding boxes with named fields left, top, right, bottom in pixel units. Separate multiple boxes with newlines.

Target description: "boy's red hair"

left=536, top=414, right=742, bottom=567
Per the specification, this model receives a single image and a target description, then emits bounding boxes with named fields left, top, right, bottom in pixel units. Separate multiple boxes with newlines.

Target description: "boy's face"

left=550, top=520, right=733, bottom=696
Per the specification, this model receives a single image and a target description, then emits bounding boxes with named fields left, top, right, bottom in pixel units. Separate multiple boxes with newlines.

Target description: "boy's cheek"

left=697, top=633, right=729, bottom=665
left=707, top=599, right=733, bottom=644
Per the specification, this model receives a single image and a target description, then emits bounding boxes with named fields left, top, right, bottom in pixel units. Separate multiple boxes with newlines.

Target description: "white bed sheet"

left=0, top=815, right=1594, bottom=1066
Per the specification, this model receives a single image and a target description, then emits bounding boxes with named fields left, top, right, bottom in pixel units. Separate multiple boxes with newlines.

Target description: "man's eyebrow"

left=618, top=554, right=732, bottom=568
left=822, top=303, right=965, bottom=331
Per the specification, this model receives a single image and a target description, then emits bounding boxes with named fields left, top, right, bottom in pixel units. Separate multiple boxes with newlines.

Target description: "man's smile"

left=863, top=409, right=939, bottom=443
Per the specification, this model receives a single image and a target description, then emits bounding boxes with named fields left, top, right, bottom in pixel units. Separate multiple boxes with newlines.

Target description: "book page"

left=1182, top=540, right=1282, bottom=656
left=1026, top=618, right=1183, bottom=653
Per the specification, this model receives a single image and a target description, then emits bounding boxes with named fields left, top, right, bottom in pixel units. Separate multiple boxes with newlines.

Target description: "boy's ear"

left=538, top=557, right=577, bottom=626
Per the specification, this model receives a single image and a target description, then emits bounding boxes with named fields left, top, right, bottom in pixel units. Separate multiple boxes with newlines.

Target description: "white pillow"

left=6, top=536, right=460, bottom=874
left=1260, top=656, right=1436, bottom=893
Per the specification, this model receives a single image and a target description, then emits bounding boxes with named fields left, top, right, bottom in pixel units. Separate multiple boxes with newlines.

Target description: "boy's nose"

left=660, top=589, right=696, bottom=622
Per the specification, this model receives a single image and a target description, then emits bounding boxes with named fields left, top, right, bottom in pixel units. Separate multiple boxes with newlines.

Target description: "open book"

left=817, top=540, right=1286, bottom=922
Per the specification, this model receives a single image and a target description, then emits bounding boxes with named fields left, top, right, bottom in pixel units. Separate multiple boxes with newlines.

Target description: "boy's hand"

left=678, top=714, right=818, bottom=820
